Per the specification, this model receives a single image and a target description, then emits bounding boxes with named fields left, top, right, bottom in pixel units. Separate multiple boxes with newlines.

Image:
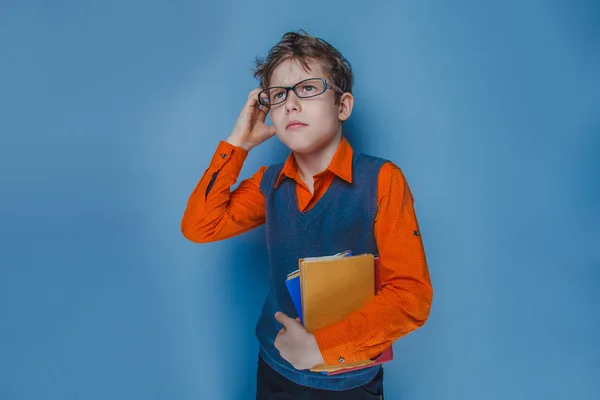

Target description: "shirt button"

left=221, top=153, right=227, bottom=159
left=338, top=357, right=345, bottom=363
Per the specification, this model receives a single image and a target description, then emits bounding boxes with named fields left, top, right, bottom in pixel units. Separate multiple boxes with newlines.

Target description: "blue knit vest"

left=256, top=151, right=388, bottom=390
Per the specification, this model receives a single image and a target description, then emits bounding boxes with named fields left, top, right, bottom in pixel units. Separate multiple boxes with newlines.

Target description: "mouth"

left=286, top=121, right=308, bottom=129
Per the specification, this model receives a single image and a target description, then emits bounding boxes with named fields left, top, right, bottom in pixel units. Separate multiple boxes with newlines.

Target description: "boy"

left=181, top=30, right=433, bottom=399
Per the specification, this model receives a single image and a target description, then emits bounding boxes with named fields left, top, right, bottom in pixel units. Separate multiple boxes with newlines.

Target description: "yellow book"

left=298, top=253, right=376, bottom=372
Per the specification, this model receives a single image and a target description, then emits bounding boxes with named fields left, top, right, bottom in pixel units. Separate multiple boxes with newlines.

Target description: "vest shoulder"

left=354, top=152, right=394, bottom=169
left=263, top=162, right=285, bottom=176
left=259, top=162, right=285, bottom=193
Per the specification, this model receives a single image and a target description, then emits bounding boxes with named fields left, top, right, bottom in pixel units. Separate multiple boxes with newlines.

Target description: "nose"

left=285, top=89, right=301, bottom=113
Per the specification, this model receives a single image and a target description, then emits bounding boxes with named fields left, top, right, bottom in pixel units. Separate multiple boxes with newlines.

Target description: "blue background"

left=1, top=1, right=598, bottom=399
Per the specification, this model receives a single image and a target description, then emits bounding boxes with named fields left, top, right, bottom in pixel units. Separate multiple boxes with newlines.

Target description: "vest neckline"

left=287, top=175, right=345, bottom=225
left=284, top=152, right=359, bottom=225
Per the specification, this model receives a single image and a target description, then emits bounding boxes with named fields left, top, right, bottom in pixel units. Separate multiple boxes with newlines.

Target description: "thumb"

left=275, top=312, right=294, bottom=328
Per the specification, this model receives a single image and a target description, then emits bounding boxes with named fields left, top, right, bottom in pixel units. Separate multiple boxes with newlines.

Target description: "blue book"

left=285, top=271, right=303, bottom=323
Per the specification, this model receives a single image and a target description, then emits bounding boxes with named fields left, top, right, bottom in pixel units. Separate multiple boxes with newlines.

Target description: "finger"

left=248, top=87, right=263, bottom=98
left=275, top=311, right=293, bottom=328
left=275, top=327, right=287, bottom=347
left=258, top=104, right=270, bottom=116
left=244, top=94, right=260, bottom=110
left=257, top=105, right=269, bottom=122
left=243, top=89, right=263, bottom=110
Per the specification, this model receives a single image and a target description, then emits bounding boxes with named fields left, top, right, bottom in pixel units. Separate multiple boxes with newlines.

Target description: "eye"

left=270, top=89, right=286, bottom=101
left=302, top=85, right=316, bottom=93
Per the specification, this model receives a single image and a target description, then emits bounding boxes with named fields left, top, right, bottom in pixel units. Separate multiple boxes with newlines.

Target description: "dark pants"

left=256, top=355, right=384, bottom=399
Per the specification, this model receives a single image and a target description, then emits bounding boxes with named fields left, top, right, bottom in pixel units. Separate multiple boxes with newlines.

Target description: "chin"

left=279, top=133, right=322, bottom=154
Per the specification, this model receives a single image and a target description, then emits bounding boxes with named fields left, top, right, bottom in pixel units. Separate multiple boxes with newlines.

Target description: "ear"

left=338, top=92, right=354, bottom=122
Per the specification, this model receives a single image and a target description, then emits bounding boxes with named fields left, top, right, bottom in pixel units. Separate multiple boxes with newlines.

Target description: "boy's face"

left=267, top=58, right=353, bottom=155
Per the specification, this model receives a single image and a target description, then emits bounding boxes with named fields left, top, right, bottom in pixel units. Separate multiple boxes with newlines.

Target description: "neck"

left=293, top=132, right=343, bottom=181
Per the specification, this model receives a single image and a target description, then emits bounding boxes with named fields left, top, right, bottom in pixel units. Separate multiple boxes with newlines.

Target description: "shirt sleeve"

left=181, top=140, right=267, bottom=243
left=312, top=161, right=434, bottom=364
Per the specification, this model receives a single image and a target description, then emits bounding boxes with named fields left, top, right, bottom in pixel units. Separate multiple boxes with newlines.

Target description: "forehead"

left=269, top=58, right=328, bottom=87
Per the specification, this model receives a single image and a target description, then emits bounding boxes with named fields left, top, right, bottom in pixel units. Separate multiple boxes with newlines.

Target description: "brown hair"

left=253, top=30, right=353, bottom=105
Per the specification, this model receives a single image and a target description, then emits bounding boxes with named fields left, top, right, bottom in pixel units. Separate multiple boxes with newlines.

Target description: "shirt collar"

left=274, top=136, right=354, bottom=188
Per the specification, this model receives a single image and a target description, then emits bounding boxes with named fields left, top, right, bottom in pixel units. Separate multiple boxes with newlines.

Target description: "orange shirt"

left=181, top=136, right=433, bottom=365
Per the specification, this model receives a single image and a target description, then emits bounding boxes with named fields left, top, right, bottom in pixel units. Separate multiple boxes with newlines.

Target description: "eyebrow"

left=269, top=77, right=320, bottom=87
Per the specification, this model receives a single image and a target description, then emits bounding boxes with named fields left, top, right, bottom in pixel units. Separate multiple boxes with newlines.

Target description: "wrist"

left=226, top=135, right=252, bottom=152
left=309, top=334, right=325, bottom=365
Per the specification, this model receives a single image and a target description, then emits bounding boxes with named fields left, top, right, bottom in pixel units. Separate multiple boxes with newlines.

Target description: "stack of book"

left=285, top=251, right=393, bottom=375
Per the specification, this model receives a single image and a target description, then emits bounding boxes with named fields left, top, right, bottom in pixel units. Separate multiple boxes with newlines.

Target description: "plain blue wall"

left=1, top=1, right=598, bottom=399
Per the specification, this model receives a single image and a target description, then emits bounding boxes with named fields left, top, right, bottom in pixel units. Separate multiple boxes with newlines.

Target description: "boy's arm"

left=312, top=162, right=434, bottom=364
left=180, top=140, right=267, bottom=243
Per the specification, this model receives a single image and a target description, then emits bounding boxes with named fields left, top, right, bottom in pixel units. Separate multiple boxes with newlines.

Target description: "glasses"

left=258, top=78, right=344, bottom=107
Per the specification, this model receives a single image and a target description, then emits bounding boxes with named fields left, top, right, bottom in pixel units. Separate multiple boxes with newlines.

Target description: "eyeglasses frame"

left=257, top=77, right=344, bottom=107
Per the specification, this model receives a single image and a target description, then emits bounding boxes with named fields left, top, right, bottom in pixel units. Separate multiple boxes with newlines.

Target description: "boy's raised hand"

left=273, top=311, right=325, bottom=370
left=227, top=88, right=277, bottom=152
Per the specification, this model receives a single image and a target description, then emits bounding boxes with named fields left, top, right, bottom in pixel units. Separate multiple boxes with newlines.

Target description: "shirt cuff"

left=209, top=140, right=249, bottom=176
left=312, top=323, right=358, bottom=365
